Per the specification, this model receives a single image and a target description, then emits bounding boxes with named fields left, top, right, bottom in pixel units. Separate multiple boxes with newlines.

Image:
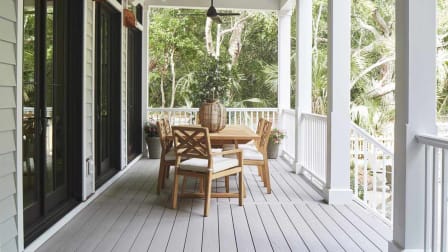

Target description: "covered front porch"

left=37, top=158, right=391, bottom=251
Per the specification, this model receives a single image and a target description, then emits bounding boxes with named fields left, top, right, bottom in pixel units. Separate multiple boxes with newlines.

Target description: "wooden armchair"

left=156, top=118, right=175, bottom=194
left=171, top=126, right=244, bottom=217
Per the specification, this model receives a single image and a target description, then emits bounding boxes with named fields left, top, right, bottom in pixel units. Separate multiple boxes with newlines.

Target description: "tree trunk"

left=169, top=50, right=176, bottom=108
left=205, top=17, right=216, bottom=57
left=228, top=19, right=245, bottom=66
left=160, top=77, right=165, bottom=108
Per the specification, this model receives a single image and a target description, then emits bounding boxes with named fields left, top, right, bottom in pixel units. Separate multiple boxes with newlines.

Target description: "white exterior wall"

left=0, top=0, right=21, bottom=251
left=83, top=0, right=96, bottom=198
left=121, top=1, right=128, bottom=168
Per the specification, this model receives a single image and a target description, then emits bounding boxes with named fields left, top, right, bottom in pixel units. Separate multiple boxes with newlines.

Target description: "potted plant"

left=144, top=119, right=162, bottom=159
left=123, top=9, right=136, bottom=28
left=267, top=128, right=286, bottom=159
left=192, top=56, right=239, bottom=132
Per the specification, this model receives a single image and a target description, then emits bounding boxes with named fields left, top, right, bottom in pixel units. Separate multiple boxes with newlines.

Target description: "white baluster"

left=442, top=149, right=448, bottom=252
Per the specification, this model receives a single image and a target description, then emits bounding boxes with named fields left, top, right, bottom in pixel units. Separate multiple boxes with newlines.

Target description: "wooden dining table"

left=166, top=124, right=260, bottom=147
left=208, top=125, right=260, bottom=147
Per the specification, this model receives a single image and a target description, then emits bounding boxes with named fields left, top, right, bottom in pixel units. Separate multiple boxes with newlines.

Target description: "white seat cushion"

left=222, top=143, right=257, bottom=151
left=223, top=147, right=264, bottom=161
left=179, top=157, right=239, bottom=173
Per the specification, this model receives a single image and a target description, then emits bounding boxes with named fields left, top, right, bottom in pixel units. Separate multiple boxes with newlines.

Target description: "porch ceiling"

left=143, top=0, right=294, bottom=11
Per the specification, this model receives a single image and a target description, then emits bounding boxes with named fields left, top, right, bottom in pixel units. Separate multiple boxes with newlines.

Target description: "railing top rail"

left=147, top=107, right=279, bottom=112
left=226, top=107, right=279, bottom=112
left=350, top=122, right=394, bottom=156
left=301, top=112, right=327, bottom=120
left=283, top=108, right=295, bottom=115
left=148, top=108, right=199, bottom=112
left=416, top=134, right=448, bottom=149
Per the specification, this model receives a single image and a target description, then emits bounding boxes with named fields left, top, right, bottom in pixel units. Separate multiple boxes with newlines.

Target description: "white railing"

left=281, top=109, right=296, bottom=161
left=416, top=134, right=448, bottom=252
left=299, top=113, right=327, bottom=186
left=350, top=123, right=394, bottom=222
left=147, top=107, right=278, bottom=131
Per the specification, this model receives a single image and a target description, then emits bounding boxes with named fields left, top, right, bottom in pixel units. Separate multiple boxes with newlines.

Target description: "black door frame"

left=23, top=0, right=83, bottom=245
left=94, top=1, right=122, bottom=188
left=127, top=27, right=143, bottom=163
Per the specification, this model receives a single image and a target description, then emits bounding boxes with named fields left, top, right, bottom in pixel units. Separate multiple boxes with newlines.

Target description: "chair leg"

left=181, top=176, right=187, bottom=196
left=171, top=168, right=179, bottom=209
left=263, top=160, right=271, bottom=194
left=161, top=165, right=167, bottom=189
left=199, top=177, right=204, bottom=194
left=157, top=160, right=165, bottom=194
left=258, top=166, right=264, bottom=182
left=204, top=174, right=213, bottom=217
left=225, top=176, right=230, bottom=193
left=239, top=170, right=244, bottom=206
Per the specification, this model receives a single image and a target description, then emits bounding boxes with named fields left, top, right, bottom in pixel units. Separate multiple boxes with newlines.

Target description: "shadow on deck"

left=37, top=158, right=392, bottom=252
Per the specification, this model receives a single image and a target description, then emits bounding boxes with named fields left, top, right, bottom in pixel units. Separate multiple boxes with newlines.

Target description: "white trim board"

left=24, top=155, right=142, bottom=252
left=16, top=0, right=25, bottom=251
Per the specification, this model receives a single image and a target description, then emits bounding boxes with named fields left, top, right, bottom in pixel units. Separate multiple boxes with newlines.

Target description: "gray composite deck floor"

left=37, top=158, right=392, bottom=252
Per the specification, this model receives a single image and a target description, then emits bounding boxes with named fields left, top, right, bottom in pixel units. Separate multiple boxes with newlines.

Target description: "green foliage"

left=187, top=56, right=240, bottom=106
left=148, top=9, right=279, bottom=108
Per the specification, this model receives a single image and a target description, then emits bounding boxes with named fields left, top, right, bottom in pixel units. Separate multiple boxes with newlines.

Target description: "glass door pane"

left=23, top=0, right=39, bottom=212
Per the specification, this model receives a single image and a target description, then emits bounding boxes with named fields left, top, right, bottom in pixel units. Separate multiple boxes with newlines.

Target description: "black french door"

left=22, top=0, right=83, bottom=245
left=127, top=27, right=142, bottom=163
left=95, top=2, right=121, bottom=187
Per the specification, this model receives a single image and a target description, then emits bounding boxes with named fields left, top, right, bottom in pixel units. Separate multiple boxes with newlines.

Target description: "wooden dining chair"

left=156, top=118, right=176, bottom=194
left=171, top=126, right=244, bottom=217
left=223, top=118, right=267, bottom=184
left=223, top=120, right=272, bottom=193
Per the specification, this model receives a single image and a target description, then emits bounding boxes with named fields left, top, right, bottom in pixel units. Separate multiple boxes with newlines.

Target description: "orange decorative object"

left=123, top=9, right=136, bottom=28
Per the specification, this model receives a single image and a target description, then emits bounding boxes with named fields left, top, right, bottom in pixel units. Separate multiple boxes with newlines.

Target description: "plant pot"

left=123, top=9, right=136, bottom=28
left=198, top=100, right=226, bottom=132
left=146, top=137, right=161, bottom=159
left=267, top=142, right=280, bottom=159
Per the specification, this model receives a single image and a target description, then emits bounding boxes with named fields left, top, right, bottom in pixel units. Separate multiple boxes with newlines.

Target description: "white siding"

left=0, top=0, right=19, bottom=250
left=85, top=0, right=94, bottom=162
left=121, top=2, right=127, bottom=168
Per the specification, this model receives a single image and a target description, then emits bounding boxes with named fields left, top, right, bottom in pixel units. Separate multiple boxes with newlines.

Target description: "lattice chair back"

left=172, top=126, right=212, bottom=160
left=258, top=120, right=273, bottom=153
left=156, top=119, right=170, bottom=152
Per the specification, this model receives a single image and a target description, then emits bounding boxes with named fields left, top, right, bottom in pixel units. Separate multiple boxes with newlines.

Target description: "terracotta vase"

left=123, top=9, right=136, bottom=28
left=198, top=100, right=226, bottom=132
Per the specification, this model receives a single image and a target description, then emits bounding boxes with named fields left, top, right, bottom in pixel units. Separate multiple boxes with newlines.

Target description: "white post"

left=295, top=0, right=312, bottom=174
left=142, top=5, right=149, bottom=157
left=325, top=0, right=352, bottom=205
left=278, top=9, right=292, bottom=111
left=277, top=9, right=292, bottom=156
left=390, top=0, right=437, bottom=251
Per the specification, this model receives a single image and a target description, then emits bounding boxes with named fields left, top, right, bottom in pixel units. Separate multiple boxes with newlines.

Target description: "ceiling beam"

left=145, top=0, right=280, bottom=11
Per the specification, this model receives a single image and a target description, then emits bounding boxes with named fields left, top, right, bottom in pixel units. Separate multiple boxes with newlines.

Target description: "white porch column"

left=277, top=9, right=292, bottom=157
left=294, top=0, right=312, bottom=174
left=277, top=9, right=292, bottom=111
left=390, top=0, right=437, bottom=251
left=325, top=0, right=352, bottom=204
left=142, top=5, right=149, bottom=157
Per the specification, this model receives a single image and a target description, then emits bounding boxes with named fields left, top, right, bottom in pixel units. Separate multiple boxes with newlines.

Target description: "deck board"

left=37, top=158, right=392, bottom=252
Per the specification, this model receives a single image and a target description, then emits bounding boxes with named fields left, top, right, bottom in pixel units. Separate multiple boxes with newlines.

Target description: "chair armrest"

left=212, top=149, right=243, bottom=166
left=211, top=149, right=242, bottom=156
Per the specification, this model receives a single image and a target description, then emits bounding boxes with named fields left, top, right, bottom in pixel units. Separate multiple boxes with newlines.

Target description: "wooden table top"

left=167, top=125, right=259, bottom=146
left=208, top=125, right=259, bottom=141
